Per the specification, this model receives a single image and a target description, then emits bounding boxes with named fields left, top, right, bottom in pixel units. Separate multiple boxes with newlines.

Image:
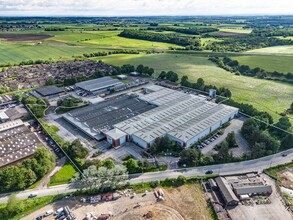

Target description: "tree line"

left=0, top=147, right=55, bottom=192
left=147, top=26, right=219, bottom=35
left=180, top=75, right=232, bottom=97
left=118, top=30, right=201, bottom=48
left=204, top=35, right=293, bottom=52
left=209, top=57, right=293, bottom=83
left=83, top=49, right=140, bottom=58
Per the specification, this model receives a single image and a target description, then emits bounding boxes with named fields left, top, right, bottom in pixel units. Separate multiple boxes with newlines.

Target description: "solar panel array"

left=66, top=95, right=156, bottom=134
left=0, top=123, right=43, bottom=167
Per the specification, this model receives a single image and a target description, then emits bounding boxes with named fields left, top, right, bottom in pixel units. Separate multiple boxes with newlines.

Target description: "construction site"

left=22, top=185, right=212, bottom=220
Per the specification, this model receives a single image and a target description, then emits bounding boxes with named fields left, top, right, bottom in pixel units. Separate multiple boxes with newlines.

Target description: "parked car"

left=44, top=209, right=54, bottom=216
left=35, top=216, right=43, bottom=220
left=205, top=170, right=213, bottom=174
left=28, top=193, right=38, bottom=198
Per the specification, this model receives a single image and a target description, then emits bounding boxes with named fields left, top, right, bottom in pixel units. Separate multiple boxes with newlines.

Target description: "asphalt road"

left=0, top=148, right=292, bottom=203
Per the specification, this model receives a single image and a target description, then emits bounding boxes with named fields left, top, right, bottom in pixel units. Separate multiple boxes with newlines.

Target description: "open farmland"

left=94, top=53, right=293, bottom=121
left=0, top=30, right=181, bottom=65
left=233, top=55, right=293, bottom=73
left=246, top=45, right=293, bottom=55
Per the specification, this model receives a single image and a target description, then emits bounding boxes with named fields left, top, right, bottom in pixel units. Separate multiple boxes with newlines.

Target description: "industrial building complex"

left=210, top=174, right=272, bottom=208
left=0, top=119, right=43, bottom=168
left=63, top=85, right=238, bottom=148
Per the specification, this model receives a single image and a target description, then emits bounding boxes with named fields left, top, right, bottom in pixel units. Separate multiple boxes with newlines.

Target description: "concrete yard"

left=227, top=174, right=292, bottom=220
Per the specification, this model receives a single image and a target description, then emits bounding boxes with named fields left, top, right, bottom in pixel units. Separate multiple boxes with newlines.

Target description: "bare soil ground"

left=278, top=168, right=293, bottom=189
left=22, top=185, right=212, bottom=220
left=0, top=34, right=52, bottom=41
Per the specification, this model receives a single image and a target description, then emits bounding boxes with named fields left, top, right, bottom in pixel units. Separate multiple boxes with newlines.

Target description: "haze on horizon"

left=0, top=0, right=293, bottom=17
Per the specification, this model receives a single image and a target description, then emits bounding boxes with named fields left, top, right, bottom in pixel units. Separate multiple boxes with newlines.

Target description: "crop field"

left=246, top=45, right=293, bottom=54
left=233, top=55, right=293, bottom=73
left=218, top=28, right=252, bottom=34
left=94, top=53, right=293, bottom=121
left=0, top=31, right=181, bottom=65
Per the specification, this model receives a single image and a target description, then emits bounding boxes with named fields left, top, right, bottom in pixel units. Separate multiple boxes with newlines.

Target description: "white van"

left=44, top=209, right=54, bottom=216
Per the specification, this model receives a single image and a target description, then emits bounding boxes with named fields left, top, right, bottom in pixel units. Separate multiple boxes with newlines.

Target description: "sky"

left=0, top=0, right=293, bottom=16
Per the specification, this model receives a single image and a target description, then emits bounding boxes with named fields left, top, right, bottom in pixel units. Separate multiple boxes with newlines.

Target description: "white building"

left=113, top=86, right=238, bottom=149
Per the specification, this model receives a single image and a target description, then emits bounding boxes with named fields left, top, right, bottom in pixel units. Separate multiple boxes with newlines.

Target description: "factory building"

left=227, top=173, right=273, bottom=196
left=75, top=76, right=123, bottom=95
left=114, top=86, right=238, bottom=149
left=0, top=119, right=43, bottom=168
left=34, top=86, right=65, bottom=99
left=63, top=95, right=156, bottom=140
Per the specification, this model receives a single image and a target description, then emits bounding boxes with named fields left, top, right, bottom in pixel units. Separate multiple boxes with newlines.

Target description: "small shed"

left=130, top=71, right=140, bottom=76
left=117, top=75, right=127, bottom=80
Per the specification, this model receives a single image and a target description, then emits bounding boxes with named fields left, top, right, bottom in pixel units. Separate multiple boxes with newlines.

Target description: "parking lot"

left=95, top=142, right=148, bottom=163
left=201, top=117, right=250, bottom=156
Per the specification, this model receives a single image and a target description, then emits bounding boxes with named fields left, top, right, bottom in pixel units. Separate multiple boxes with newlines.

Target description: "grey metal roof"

left=0, top=120, right=43, bottom=167
left=64, top=95, right=156, bottom=136
left=75, top=76, right=123, bottom=92
left=36, top=86, right=65, bottom=97
left=215, top=177, right=239, bottom=203
left=114, top=92, right=238, bottom=143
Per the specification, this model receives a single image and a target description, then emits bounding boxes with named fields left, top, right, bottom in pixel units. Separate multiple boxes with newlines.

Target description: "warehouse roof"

left=140, top=85, right=191, bottom=106
left=36, top=86, right=65, bottom=97
left=105, top=128, right=126, bottom=140
left=63, top=95, right=156, bottom=138
left=0, top=120, right=43, bottom=167
left=75, top=76, right=122, bottom=92
left=114, top=92, right=237, bottom=143
left=215, top=177, right=239, bottom=204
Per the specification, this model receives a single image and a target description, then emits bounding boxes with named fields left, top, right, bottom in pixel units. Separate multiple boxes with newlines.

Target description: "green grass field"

left=48, top=161, right=77, bottom=186
left=246, top=45, right=293, bottom=54
left=93, top=53, right=293, bottom=121
left=232, top=55, right=293, bottom=73
left=0, top=30, right=182, bottom=65
left=219, top=28, right=252, bottom=34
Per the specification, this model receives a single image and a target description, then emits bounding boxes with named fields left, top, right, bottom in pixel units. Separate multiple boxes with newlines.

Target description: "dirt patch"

left=21, top=185, right=211, bottom=220
left=210, top=31, right=247, bottom=38
left=0, top=34, right=52, bottom=41
left=278, top=168, right=293, bottom=189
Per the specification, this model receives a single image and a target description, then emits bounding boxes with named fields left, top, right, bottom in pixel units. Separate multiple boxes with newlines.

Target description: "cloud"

left=0, top=0, right=292, bottom=16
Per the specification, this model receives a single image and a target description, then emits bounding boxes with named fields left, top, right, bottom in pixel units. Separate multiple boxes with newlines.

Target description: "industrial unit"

left=215, top=177, right=239, bottom=207
left=34, top=85, right=65, bottom=99
left=75, top=76, right=123, bottom=95
left=63, top=95, right=156, bottom=141
left=227, top=173, right=273, bottom=196
left=0, top=119, right=43, bottom=168
left=63, top=85, right=238, bottom=149
left=114, top=86, right=238, bottom=148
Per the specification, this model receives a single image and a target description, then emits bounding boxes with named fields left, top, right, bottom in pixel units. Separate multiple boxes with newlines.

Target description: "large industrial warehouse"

left=114, top=86, right=238, bottom=148
left=75, top=76, right=123, bottom=95
left=63, top=95, right=156, bottom=140
left=63, top=85, right=238, bottom=148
